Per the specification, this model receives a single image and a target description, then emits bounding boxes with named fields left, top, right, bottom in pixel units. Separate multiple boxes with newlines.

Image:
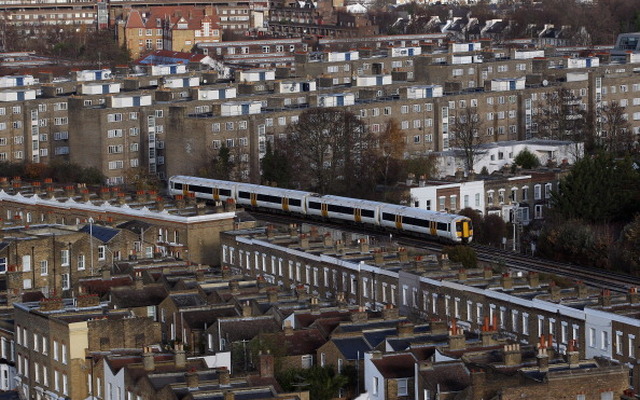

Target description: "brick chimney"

left=373, top=249, right=384, bottom=265
left=457, top=268, right=467, bottom=281
left=323, top=232, right=333, bottom=247
left=242, top=301, right=252, bottom=317
left=174, top=343, right=186, bottom=369
left=528, top=272, right=539, bottom=288
left=258, top=351, right=275, bottom=378
left=398, top=247, right=409, bottom=262
left=471, top=369, right=485, bottom=400
left=628, top=287, right=639, bottom=304
left=218, top=367, right=230, bottom=386
left=77, top=293, right=100, bottom=308
left=229, top=280, right=240, bottom=294
left=358, top=238, right=369, bottom=253
left=396, top=321, right=413, bottom=337
left=501, top=273, right=513, bottom=290
left=288, top=223, right=298, bottom=237
left=503, top=344, right=522, bottom=366
left=483, top=266, right=492, bottom=280
left=575, top=281, right=588, bottom=298
left=382, top=304, right=399, bottom=320
left=142, top=347, right=155, bottom=371
left=536, top=346, right=549, bottom=372
left=549, top=282, right=561, bottom=301
left=350, top=307, right=368, bottom=323
left=299, top=233, right=310, bottom=249
left=599, top=289, right=611, bottom=306
left=185, top=369, right=199, bottom=390
left=566, top=339, right=580, bottom=367
left=40, top=297, right=64, bottom=312
left=448, top=321, right=466, bottom=350
left=283, top=320, right=294, bottom=336
left=223, top=390, right=235, bottom=400
left=134, top=271, right=144, bottom=290
left=267, top=288, right=278, bottom=303
left=430, top=319, right=448, bottom=335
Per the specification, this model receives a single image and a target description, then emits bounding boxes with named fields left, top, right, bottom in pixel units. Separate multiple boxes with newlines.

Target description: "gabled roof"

left=372, top=353, right=415, bottom=378
left=332, top=336, right=372, bottom=360
left=79, top=224, right=119, bottom=243
left=125, top=10, right=146, bottom=29
left=110, top=284, right=169, bottom=308
left=420, top=361, right=470, bottom=393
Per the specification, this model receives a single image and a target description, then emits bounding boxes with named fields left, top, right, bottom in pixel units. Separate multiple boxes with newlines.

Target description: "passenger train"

left=168, top=175, right=473, bottom=243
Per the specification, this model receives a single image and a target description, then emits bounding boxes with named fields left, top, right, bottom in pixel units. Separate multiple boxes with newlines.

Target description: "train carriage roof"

left=378, top=203, right=468, bottom=223
left=318, top=195, right=384, bottom=209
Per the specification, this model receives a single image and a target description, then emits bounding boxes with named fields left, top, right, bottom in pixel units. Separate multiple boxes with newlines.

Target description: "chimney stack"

left=501, top=273, right=513, bottom=290
left=536, top=346, right=549, bottom=372
left=185, top=369, right=199, bottom=389
left=629, top=287, right=639, bottom=304
left=218, top=367, right=230, bottom=386
left=259, top=351, right=275, bottom=378
left=142, top=347, right=155, bottom=371
left=242, top=301, right=252, bottom=317
left=448, top=321, right=466, bottom=350
left=566, top=339, right=580, bottom=367
left=528, top=272, right=539, bottom=288
left=382, top=304, right=399, bottom=320
left=503, top=344, right=522, bottom=366
left=483, top=267, right=493, bottom=280
left=223, top=390, right=234, bottom=400
left=599, top=289, right=611, bottom=306
left=174, top=343, right=186, bottom=369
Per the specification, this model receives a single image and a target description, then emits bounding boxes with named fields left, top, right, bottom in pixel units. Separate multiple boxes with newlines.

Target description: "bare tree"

left=533, top=88, right=587, bottom=142
left=599, top=101, right=635, bottom=155
left=284, top=108, right=377, bottom=196
left=449, top=106, right=485, bottom=175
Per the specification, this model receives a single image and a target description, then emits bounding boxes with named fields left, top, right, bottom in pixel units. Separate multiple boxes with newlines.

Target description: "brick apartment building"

left=0, top=37, right=636, bottom=188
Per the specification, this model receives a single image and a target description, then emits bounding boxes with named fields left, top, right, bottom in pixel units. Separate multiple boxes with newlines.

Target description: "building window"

left=77, top=254, right=85, bottom=270
left=61, top=249, right=69, bottom=266
left=397, top=378, right=408, bottom=396
left=62, top=273, right=70, bottom=290
left=40, top=260, right=48, bottom=276
left=98, top=246, right=105, bottom=261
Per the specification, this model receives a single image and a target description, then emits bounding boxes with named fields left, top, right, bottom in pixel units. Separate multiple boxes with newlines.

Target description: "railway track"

left=246, top=210, right=639, bottom=293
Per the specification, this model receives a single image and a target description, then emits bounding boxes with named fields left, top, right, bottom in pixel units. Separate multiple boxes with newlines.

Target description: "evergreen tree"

left=261, top=141, right=292, bottom=187
left=513, top=148, right=540, bottom=169
left=551, top=153, right=640, bottom=223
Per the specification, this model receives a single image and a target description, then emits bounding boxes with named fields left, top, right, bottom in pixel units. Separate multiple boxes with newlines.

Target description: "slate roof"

left=110, top=285, right=169, bottom=308
left=135, top=50, right=207, bottom=66
left=332, top=337, right=372, bottom=360
left=267, top=328, right=326, bottom=356
left=372, top=353, right=416, bottom=378
left=420, top=361, right=470, bottom=393
left=116, top=220, right=153, bottom=235
left=80, top=224, right=119, bottom=243
left=182, top=306, right=239, bottom=329
left=218, top=316, right=281, bottom=342
left=170, top=292, right=207, bottom=307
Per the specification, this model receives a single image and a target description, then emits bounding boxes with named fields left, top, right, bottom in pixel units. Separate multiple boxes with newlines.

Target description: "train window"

left=403, top=216, right=428, bottom=227
left=257, top=194, right=282, bottom=203
left=289, top=199, right=302, bottom=207
left=238, top=191, right=251, bottom=199
left=361, top=209, right=375, bottom=218
left=456, top=222, right=463, bottom=232
left=437, top=222, right=448, bottom=231
left=190, top=184, right=211, bottom=193
left=220, top=189, right=232, bottom=197
left=382, top=213, right=395, bottom=222
left=173, top=182, right=183, bottom=190
left=327, top=204, right=354, bottom=214
left=308, top=202, right=321, bottom=210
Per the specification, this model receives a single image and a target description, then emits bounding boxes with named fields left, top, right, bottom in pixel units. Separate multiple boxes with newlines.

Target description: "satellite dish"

left=542, top=80, right=549, bottom=87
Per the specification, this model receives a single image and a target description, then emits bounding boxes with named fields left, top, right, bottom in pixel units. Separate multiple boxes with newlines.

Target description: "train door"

left=429, top=221, right=436, bottom=236
left=395, top=214, right=403, bottom=230
left=321, top=203, right=328, bottom=218
left=213, top=188, right=220, bottom=201
left=355, top=208, right=362, bottom=223
left=282, top=197, right=290, bottom=211
left=250, top=193, right=257, bottom=207
left=462, top=220, right=471, bottom=238
left=183, top=185, right=189, bottom=196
